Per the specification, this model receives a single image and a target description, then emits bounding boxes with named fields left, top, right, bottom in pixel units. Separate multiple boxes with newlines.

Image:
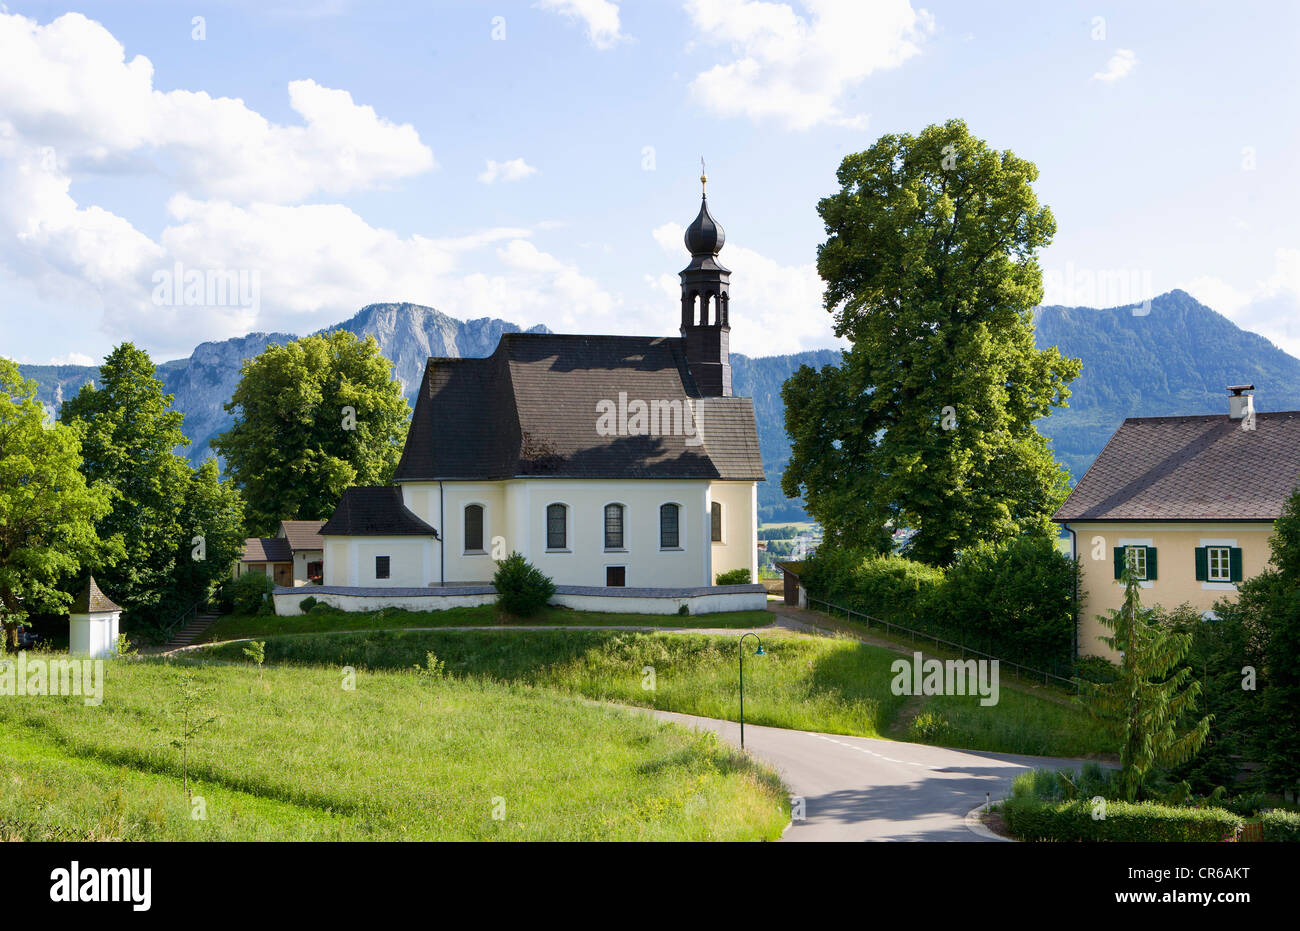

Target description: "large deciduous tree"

left=0, top=359, right=115, bottom=648
left=782, top=119, right=1080, bottom=565
left=212, top=330, right=409, bottom=536
left=60, top=344, right=244, bottom=628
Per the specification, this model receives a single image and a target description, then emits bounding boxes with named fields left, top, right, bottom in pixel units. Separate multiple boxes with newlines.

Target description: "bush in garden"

left=715, top=568, right=752, bottom=585
left=229, top=572, right=275, bottom=616
left=493, top=553, right=556, bottom=617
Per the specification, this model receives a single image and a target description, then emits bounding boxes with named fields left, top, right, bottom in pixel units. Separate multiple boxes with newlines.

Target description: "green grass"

left=201, top=604, right=774, bottom=642
left=199, top=628, right=1111, bottom=757
left=0, top=656, right=788, bottom=841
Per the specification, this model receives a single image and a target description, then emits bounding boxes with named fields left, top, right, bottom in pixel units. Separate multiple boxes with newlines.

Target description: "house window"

left=604, top=504, right=625, bottom=550
left=660, top=503, right=680, bottom=549
left=464, top=504, right=484, bottom=553
left=606, top=566, right=626, bottom=587
left=375, top=555, right=390, bottom=580
left=1125, top=546, right=1147, bottom=580
left=546, top=504, right=567, bottom=550
left=1206, top=546, right=1231, bottom=582
left=307, top=560, right=323, bottom=583
left=710, top=501, right=723, bottom=543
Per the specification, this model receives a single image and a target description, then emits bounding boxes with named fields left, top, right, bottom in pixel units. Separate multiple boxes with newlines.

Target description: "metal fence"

left=806, top=596, right=1079, bottom=692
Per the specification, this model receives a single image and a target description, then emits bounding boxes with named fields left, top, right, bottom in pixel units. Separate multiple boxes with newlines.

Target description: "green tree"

left=782, top=119, right=1080, bottom=565
left=0, top=359, right=115, bottom=648
left=60, top=344, right=244, bottom=627
left=1080, top=572, right=1211, bottom=801
left=60, top=344, right=193, bottom=623
left=1208, top=484, right=1300, bottom=799
left=212, top=331, right=409, bottom=536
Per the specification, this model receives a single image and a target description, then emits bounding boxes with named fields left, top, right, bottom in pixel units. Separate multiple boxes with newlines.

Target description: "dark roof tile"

left=1054, top=411, right=1300, bottom=521
left=320, top=486, right=440, bottom=536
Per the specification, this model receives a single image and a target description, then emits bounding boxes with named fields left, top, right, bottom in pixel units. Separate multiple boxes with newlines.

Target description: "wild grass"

left=199, top=628, right=1112, bottom=756
left=0, top=656, right=788, bottom=841
left=201, top=605, right=774, bottom=643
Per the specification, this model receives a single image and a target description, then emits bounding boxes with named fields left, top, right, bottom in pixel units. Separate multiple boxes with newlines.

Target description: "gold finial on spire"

left=700, top=156, right=707, bottom=194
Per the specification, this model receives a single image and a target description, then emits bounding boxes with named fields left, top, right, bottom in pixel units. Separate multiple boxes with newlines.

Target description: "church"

left=304, top=177, right=764, bottom=611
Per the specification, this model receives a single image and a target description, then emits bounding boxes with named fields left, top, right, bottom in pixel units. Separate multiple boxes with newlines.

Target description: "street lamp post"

left=738, top=632, right=765, bottom=749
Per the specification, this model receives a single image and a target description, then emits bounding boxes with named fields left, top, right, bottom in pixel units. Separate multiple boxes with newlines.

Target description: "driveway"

left=641, top=708, right=1097, bottom=842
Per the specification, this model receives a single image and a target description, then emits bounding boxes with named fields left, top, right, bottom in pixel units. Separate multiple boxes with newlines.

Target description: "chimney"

left=1228, top=384, right=1255, bottom=420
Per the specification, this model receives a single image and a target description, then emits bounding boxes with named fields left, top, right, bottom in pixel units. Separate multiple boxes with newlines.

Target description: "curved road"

left=643, top=708, right=1097, bottom=842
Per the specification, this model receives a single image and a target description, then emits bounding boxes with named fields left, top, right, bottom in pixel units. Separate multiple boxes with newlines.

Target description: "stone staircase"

left=161, top=610, right=223, bottom=651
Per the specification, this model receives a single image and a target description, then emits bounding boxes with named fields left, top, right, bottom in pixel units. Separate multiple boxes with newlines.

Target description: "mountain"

left=17, top=290, right=1295, bottom=527
left=1033, top=289, right=1300, bottom=478
left=15, top=304, right=837, bottom=522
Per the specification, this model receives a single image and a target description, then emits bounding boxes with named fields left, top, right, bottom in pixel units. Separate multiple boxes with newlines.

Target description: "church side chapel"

left=301, top=177, right=765, bottom=615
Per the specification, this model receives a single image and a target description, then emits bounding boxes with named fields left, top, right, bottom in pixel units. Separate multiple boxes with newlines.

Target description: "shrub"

left=1261, top=810, right=1300, bottom=842
left=1076, top=655, right=1119, bottom=684
left=801, top=548, right=944, bottom=626
left=308, top=602, right=334, bottom=615
left=298, top=596, right=319, bottom=613
left=715, top=568, right=752, bottom=585
left=229, top=572, right=275, bottom=616
left=1003, top=796, right=1243, bottom=842
left=493, top=552, right=556, bottom=617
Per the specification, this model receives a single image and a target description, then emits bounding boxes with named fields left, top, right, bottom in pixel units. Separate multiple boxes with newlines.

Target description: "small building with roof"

left=69, top=574, right=121, bottom=658
left=1055, top=385, right=1300, bottom=659
left=235, top=519, right=326, bottom=587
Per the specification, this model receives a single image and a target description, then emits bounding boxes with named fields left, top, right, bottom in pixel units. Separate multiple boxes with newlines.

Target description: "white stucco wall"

left=69, top=611, right=119, bottom=658
left=709, top=481, right=758, bottom=583
left=321, top=536, right=434, bottom=587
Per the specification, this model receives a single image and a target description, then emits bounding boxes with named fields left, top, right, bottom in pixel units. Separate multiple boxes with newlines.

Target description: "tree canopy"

left=782, top=119, right=1080, bottom=565
left=212, top=330, right=409, bottom=536
left=60, top=344, right=244, bottom=629
left=0, top=359, right=114, bottom=647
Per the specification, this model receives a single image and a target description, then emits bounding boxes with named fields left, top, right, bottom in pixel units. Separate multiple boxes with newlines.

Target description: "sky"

left=0, top=0, right=1297, bottom=366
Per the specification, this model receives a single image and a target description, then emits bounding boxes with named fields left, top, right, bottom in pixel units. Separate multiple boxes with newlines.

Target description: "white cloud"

left=0, top=12, right=434, bottom=202
left=650, top=221, right=839, bottom=355
left=1091, top=48, right=1137, bottom=83
left=478, top=158, right=539, bottom=184
left=536, top=0, right=623, bottom=49
left=1183, top=249, right=1300, bottom=357
left=684, top=0, right=932, bottom=130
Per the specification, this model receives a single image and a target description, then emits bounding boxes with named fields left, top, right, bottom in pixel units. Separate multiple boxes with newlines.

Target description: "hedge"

left=1003, top=797, right=1243, bottom=842
left=1260, top=810, right=1300, bottom=842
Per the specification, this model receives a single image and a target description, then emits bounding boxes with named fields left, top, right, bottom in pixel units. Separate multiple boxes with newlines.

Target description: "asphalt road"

left=642, top=708, right=1098, bottom=842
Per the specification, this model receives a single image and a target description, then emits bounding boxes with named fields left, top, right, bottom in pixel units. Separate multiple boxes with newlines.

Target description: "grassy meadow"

left=200, top=628, right=1112, bottom=757
left=0, top=656, right=788, bottom=841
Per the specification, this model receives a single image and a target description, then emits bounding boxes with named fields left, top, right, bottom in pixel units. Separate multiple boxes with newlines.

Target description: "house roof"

left=279, top=519, right=326, bottom=552
left=1054, top=411, right=1300, bottom=522
left=242, top=537, right=292, bottom=563
left=394, top=333, right=763, bottom=482
left=70, top=575, right=121, bottom=614
left=320, top=486, right=440, bottom=537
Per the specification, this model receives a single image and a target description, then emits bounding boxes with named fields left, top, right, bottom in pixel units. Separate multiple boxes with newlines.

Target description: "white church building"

left=282, top=179, right=766, bottom=616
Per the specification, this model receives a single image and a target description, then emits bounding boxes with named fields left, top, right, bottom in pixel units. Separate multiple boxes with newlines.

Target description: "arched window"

left=604, top=503, right=625, bottom=550
left=710, top=501, right=723, bottom=543
left=547, top=504, right=567, bottom=550
left=660, top=503, right=680, bottom=549
left=464, top=504, right=484, bottom=552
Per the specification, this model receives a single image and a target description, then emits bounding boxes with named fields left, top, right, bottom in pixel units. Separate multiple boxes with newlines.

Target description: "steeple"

left=679, top=169, right=732, bottom=397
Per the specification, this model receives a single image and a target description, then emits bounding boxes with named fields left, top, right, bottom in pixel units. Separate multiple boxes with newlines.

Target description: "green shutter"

left=1113, top=546, right=1126, bottom=580
left=1229, top=547, right=1243, bottom=583
left=1145, top=546, right=1157, bottom=581
left=1194, top=547, right=1208, bottom=581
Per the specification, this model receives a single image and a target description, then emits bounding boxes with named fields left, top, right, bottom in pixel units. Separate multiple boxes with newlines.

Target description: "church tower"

left=680, top=170, right=731, bottom=397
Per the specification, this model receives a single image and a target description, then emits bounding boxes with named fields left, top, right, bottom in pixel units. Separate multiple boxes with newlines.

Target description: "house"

left=235, top=519, right=325, bottom=587
left=1055, top=386, right=1300, bottom=659
left=311, top=178, right=764, bottom=611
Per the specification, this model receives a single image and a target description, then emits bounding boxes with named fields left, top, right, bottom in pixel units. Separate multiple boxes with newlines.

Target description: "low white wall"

left=272, top=584, right=767, bottom=617
left=274, top=586, right=496, bottom=617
